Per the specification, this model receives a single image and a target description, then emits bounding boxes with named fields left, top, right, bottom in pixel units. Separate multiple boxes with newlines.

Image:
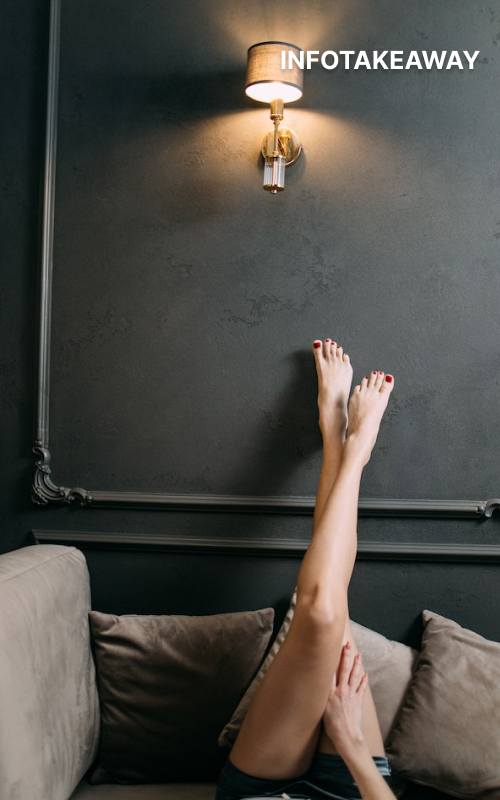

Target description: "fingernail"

left=385, top=375, right=393, bottom=383
left=313, top=341, right=321, bottom=349
left=372, top=371, right=376, bottom=374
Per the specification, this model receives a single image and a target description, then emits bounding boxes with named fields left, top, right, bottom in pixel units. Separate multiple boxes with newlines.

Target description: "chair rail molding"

left=33, top=530, right=500, bottom=562
left=32, top=0, right=500, bottom=521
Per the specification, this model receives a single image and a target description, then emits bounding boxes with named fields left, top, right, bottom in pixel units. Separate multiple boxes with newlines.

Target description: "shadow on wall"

left=64, top=0, right=366, bottom=75
left=203, top=348, right=321, bottom=540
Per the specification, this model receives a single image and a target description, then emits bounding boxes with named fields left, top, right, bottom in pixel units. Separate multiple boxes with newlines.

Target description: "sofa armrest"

left=0, top=545, right=100, bottom=800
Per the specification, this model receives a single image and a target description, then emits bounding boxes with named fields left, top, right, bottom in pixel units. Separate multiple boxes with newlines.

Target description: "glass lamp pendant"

left=261, top=127, right=302, bottom=193
left=263, top=155, right=286, bottom=193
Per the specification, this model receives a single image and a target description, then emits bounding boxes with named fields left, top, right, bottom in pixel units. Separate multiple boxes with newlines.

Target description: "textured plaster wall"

left=52, top=0, right=500, bottom=502
left=2, top=0, right=500, bottom=640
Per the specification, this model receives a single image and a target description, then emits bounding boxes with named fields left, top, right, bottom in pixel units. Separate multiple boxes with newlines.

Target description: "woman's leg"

left=313, top=338, right=352, bottom=527
left=312, top=344, right=388, bottom=755
left=314, top=361, right=387, bottom=759
left=229, top=344, right=394, bottom=781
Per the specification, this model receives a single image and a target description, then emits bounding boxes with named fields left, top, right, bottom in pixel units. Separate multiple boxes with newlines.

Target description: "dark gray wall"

left=2, top=0, right=500, bottom=644
left=52, top=0, right=500, bottom=501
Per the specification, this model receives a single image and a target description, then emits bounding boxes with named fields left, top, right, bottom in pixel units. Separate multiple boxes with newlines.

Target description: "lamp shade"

left=245, top=41, right=303, bottom=104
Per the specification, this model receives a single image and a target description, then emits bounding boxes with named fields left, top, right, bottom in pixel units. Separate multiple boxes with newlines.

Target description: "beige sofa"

left=1, top=543, right=452, bottom=800
left=0, top=544, right=215, bottom=800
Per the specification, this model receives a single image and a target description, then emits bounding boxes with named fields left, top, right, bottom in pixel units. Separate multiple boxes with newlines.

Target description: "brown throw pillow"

left=88, top=608, right=274, bottom=784
left=219, top=590, right=416, bottom=748
left=387, top=610, right=500, bottom=799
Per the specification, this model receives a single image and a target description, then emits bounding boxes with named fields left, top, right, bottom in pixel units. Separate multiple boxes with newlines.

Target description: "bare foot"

left=344, top=370, right=394, bottom=467
left=312, top=339, right=353, bottom=444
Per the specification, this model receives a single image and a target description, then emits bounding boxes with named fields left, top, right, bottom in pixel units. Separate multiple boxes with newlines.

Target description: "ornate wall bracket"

left=31, top=0, right=500, bottom=521
left=32, top=444, right=92, bottom=506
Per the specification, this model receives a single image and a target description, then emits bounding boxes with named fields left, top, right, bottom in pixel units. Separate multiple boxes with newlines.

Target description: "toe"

left=324, top=338, right=332, bottom=359
left=336, top=344, right=344, bottom=360
left=368, top=370, right=378, bottom=387
left=360, top=375, right=368, bottom=390
left=380, top=374, right=394, bottom=393
left=313, top=340, right=323, bottom=366
left=375, top=371, right=385, bottom=389
left=343, top=352, right=350, bottom=365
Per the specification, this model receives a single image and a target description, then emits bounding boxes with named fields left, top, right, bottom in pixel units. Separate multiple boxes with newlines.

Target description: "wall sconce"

left=245, top=41, right=303, bottom=193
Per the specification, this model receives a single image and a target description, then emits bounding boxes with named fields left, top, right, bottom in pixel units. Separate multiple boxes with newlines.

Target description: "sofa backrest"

left=0, top=544, right=100, bottom=800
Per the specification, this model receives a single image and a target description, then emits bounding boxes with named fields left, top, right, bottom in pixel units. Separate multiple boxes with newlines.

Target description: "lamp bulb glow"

left=245, top=82, right=302, bottom=104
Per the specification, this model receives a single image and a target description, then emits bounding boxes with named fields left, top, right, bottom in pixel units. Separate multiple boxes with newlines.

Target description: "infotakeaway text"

left=282, top=49, right=481, bottom=71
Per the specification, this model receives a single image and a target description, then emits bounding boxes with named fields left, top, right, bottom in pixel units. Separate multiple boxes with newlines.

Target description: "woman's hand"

left=323, top=643, right=397, bottom=800
left=322, top=641, right=369, bottom=757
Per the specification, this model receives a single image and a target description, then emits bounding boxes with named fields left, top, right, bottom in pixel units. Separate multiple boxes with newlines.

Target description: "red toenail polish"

left=313, top=342, right=321, bottom=349
left=385, top=375, right=393, bottom=382
left=372, top=371, right=376, bottom=374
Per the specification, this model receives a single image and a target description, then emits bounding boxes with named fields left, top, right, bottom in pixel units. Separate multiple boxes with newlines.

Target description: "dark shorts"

left=215, top=751, right=392, bottom=800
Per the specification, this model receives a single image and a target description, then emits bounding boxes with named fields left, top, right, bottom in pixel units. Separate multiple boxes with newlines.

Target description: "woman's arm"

left=322, top=642, right=397, bottom=800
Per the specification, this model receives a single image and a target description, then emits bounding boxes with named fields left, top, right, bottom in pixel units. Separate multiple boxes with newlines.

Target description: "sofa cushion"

left=402, top=783, right=457, bottom=800
left=89, top=607, right=275, bottom=783
left=0, top=545, right=100, bottom=800
left=219, top=589, right=417, bottom=749
left=70, top=779, right=455, bottom=800
left=71, top=782, right=215, bottom=798
left=387, top=610, right=500, bottom=799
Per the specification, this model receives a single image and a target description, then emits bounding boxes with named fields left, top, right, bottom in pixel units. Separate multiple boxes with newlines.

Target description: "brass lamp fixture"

left=245, top=41, right=303, bottom=193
